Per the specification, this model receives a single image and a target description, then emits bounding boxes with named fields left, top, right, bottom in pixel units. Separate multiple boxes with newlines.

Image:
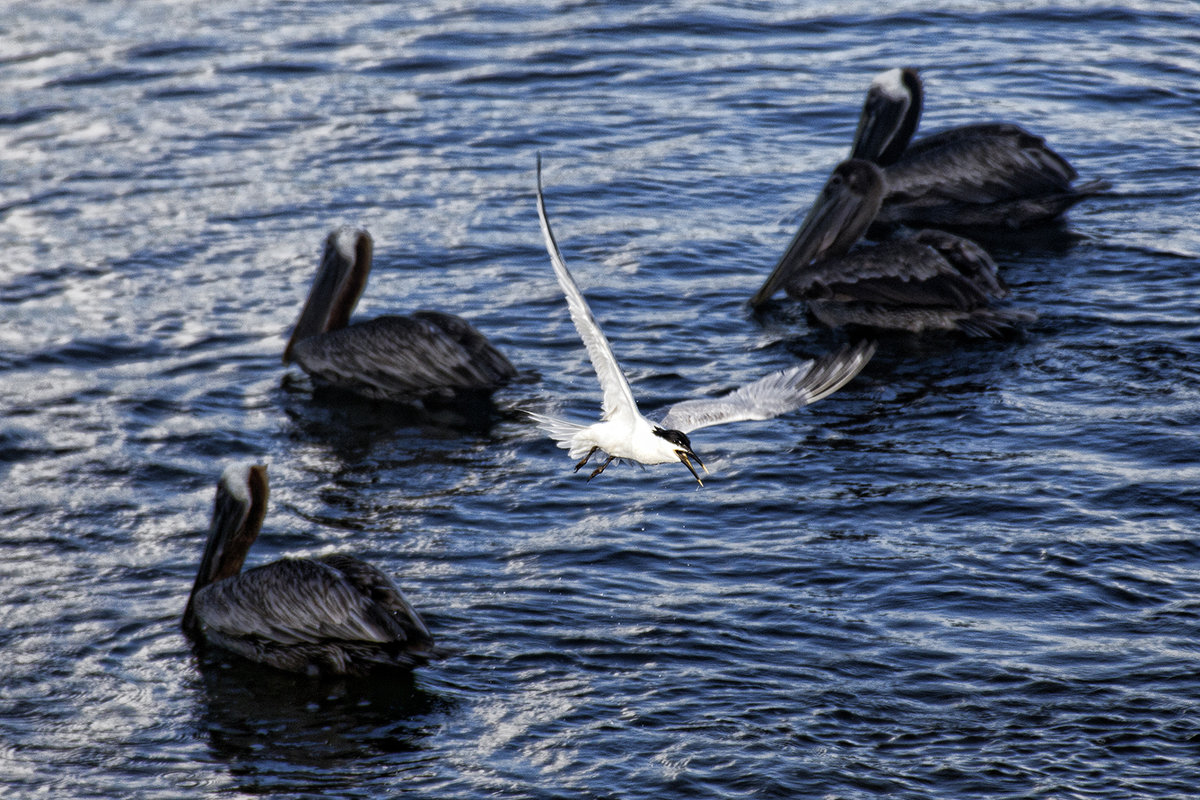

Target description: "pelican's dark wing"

left=656, top=342, right=874, bottom=434
left=316, top=554, right=431, bottom=641
left=908, top=229, right=1007, bottom=298
left=892, top=124, right=1076, bottom=200
left=792, top=236, right=1000, bottom=311
left=791, top=230, right=1032, bottom=337
left=878, top=123, right=1107, bottom=228
left=192, top=557, right=429, bottom=649
left=290, top=312, right=516, bottom=400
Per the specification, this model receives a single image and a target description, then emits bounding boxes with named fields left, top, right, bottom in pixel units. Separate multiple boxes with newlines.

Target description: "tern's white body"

left=531, top=158, right=874, bottom=484
left=528, top=167, right=699, bottom=478
left=534, top=409, right=679, bottom=464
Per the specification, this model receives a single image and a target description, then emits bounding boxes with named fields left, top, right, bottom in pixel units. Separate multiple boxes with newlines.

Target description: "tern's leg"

left=573, top=446, right=599, bottom=473
left=586, top=455, right=616, bottom=481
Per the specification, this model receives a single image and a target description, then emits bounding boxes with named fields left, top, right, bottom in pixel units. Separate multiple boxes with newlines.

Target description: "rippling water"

left=3, top=1, right=1200, bottom=797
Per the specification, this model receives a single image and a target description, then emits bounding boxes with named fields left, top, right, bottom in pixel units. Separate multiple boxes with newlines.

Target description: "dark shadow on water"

left=867, top=219, right=1091, bottom=258
left=272, top=374, right=545, bottom=496
left=751, top=300, right=1032, bottom=377
left=278, top=372, right=512, bottom=442
left=945, top=223, right=1091, bottom=260
left=190, top=649, right=450, bottom=786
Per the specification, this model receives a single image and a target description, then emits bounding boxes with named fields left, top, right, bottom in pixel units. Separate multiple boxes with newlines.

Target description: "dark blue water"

left=3, top=2, right=1200, bottom=797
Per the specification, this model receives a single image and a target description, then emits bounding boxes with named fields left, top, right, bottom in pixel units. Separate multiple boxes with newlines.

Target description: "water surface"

left=2, top=2, right=1200, bottom=797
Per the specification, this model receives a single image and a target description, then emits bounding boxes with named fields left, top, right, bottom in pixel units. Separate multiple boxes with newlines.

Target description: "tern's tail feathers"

left=525, top=410, right=589, bottom=452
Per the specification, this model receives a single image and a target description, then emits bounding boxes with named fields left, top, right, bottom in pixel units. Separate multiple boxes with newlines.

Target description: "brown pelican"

left=750, top=159, right=1033, bottom=337
left=850, top=67, right=1107, bottom=230
left=182, top=463, right=435, bottom=676
left=283, top=227, right=517, bottom=406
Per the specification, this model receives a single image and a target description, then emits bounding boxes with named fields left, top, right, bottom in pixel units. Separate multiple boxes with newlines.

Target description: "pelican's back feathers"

left=291, top=312, right=516, bottom=401
left=191, top=555, right=435, bottom=675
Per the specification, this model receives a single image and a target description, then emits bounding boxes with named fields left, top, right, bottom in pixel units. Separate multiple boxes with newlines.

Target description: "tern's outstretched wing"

left=536, top=157, right=640, bottom=424
left=656, top=342, right=874, bottom=434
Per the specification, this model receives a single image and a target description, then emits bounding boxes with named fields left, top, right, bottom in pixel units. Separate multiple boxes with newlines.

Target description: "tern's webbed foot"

left=573, top=446, right=599, bottom=473
left=586, top=455, right=616, bottom=482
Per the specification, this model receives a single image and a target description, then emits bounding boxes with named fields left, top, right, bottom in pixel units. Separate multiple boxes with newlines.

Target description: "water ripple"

left=1, top=1, right=1199, bottom=798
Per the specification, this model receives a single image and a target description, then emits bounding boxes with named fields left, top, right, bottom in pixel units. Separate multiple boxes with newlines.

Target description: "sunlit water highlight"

left=2, top=2, right=1200, bottom=798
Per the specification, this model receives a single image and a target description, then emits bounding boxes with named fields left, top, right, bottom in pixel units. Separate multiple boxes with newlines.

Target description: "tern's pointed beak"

left=678, top=449, right=707, bottom=486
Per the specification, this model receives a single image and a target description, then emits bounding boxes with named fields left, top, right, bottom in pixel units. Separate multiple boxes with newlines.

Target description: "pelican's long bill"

left=283, top=229, right=372, bottom=364
left=750, top=160, right=885, bottom=308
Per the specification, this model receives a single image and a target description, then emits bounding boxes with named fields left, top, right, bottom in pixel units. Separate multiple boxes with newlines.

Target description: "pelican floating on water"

left=530, top=158, right=874, bottom=485
left=850, top=67, right=1107, bottom=230
left=283, top=228, right=517, bottom=407
left=182, top=464, right=435, bottom=676
left=751, top=159, right=1033, bottom=337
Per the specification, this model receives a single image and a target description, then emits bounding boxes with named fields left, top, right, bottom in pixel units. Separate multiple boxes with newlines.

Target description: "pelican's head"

left=654, top=427, right=708, bottom=486
left=283, top=228, right=373, bottom=363
left=750, top=158, right=886, bottom=309
left=850, top=67, right=923, bottom=167
left=183, top=463, right=269, bottom=638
